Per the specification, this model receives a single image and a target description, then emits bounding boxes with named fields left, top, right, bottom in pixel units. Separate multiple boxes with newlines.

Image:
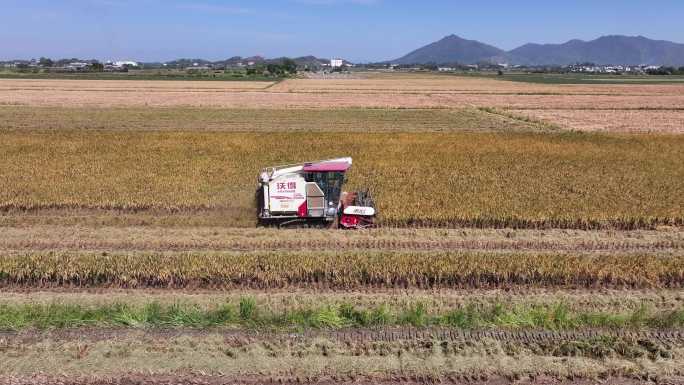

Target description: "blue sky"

left=1, top=0, right=683, bottom=62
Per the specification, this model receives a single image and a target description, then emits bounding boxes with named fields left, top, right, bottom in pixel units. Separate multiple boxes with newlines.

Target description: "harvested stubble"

left=0, top=251, right=681, bottom=289
left=1, top=226, right=682, bottom=254
left=1, top=130, right=682, bottom=229
left=0, top=106, right=538, bottom=132
left=3, top=77, right=684, bottom=109
left=507, top=108, right=684, bottom=134
left=273, top=76, right=684, bottom=95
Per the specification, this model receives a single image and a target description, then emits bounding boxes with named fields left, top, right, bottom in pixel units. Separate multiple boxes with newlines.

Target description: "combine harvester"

left=257, top=157, right=376, bottom=229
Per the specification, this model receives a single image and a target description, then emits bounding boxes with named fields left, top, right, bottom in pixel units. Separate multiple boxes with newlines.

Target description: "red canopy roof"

left=303, top=161, right=351, bottom=172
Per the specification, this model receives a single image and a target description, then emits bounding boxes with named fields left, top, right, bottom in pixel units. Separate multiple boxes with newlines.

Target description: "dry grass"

left=1, top=250, right=681, bottom=289
left=3, top=288, right=682, bottom=314
left=1, top=130, right=682, bottom=228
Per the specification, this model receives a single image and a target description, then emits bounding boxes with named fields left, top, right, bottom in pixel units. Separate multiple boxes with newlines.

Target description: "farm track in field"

left=1, top=327, right=683, bottom=345
left=3, top=326, right=683, bottom=383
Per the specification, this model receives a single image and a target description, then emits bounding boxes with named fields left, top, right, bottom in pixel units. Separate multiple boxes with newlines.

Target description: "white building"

left=114, top=60, right=139, bottom=67
left=106, top=60, right=139, bottom=69
left=330, top=58, right=344, bottom=68
left=67, top=62, right=90, bottom=70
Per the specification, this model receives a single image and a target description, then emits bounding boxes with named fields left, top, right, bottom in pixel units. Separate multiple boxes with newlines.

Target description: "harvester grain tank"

left=257, top=157, right=376, bottom=228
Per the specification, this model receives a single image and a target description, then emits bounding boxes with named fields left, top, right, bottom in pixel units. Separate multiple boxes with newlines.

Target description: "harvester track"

left=1, top=327, right=682, bottom=345
left=327, top=327, right=684, bottom=344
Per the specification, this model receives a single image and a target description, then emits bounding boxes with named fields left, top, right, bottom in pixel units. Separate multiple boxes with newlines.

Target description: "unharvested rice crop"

left=1, top=130, right=682, bottom=229
left=0, top=251, right=681, bottom=289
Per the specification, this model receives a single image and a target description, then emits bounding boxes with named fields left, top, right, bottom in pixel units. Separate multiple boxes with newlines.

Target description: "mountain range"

left=392, top=35, right=684, bottom=66
left=158, top=56, right=331, bottom=68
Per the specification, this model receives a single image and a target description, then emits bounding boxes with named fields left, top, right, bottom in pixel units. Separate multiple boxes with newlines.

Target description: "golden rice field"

left=1, top=73, right=684, bottom=385
left=1, top=251, right=681, bottom=289
left=1, top=130, right=682, bottom=228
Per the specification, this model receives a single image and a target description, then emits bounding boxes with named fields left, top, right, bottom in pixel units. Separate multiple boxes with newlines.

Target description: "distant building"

left=330, top=58, right=344, bottom=68
left=113, top=61, right=139, bottom=68
left=67, top=62, right=90, bottom=71
left=104, top=60, right=140, bottom=71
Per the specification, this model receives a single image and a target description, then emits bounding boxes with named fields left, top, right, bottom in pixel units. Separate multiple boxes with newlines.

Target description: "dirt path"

left=1, top=327, right=682, bottom=345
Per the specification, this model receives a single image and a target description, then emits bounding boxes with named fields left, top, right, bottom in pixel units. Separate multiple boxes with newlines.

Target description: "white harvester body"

left=257, top=157, right=375, bottom=228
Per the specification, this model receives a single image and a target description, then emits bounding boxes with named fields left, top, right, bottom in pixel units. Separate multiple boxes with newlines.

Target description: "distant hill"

left=391, top=35, right=684, bottom=66
left=159, top=56, right=332, bottom=69
left=508, top=35, right=684, bottom=66
left=393, top=35, right=505, bottom=65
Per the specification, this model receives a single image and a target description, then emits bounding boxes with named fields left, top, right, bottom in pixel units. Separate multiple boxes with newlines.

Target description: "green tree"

left=282, top=58, right=297, bottom=74
left=38, top=57, right=53, bottom=67
left=266, top=63, right=282, bottom=75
